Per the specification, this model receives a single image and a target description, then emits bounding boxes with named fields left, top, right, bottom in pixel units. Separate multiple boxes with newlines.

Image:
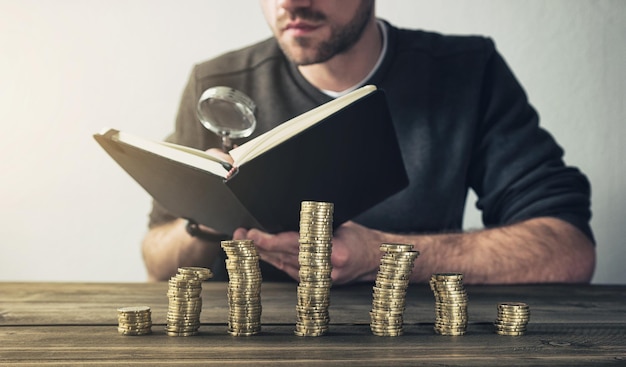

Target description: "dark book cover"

left=95, top=88, right=408, bottom=235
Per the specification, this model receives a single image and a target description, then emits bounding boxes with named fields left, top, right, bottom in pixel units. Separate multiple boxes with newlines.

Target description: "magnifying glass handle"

left=221, top=136, right=233, bottom=152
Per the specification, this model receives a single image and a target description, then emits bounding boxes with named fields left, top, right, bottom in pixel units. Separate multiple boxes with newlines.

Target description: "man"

left=142, top=0, right=596, bottom=284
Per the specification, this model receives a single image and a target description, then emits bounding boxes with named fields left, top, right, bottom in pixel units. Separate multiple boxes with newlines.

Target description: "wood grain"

left=1, top=282, right=625, bottom=365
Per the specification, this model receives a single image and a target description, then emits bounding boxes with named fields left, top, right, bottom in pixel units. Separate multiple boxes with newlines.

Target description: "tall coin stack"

left=221, top=239, right=263, bottom=336
left=295, top=201, right=334, bottom=337
left=370, top=243, right=419, bottom=336
left=117, top=306, right=152, bottom=336
left=429, top=272, right=468, bottom=336
left=494, top=302, right=530, bottom=336
left=165, top=266, right=213, bottom=336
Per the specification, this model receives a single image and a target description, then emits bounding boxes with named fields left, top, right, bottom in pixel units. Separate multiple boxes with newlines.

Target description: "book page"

left=229, top=85, right=377, bottom=166
left=110, top=129, right=229, bottom=178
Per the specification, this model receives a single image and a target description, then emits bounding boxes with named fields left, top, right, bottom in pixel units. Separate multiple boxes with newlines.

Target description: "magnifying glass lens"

left=197, top=87, right=256, bottom=151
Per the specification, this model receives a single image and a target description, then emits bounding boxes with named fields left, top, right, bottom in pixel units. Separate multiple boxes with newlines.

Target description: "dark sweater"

left=150, top=20, right=593, bottom=250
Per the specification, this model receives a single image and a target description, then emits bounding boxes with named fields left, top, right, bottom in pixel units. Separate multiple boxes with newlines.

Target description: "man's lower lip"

left=284, top=26, right=318, bottom=36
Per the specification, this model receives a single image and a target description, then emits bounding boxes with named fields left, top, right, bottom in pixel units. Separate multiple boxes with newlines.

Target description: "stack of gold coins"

left=295, top=201, right=334, bottom=337
left=165, top=266, right=213, bottom=336
left=370, top=243, right=419, bottom=336
left=117, top=306, right=152, bottom=336
left=494, top=302, right=530, bottom=336
left=221, top=239, right=262, bottom=336
left=430, top=272, right=468, bottom=336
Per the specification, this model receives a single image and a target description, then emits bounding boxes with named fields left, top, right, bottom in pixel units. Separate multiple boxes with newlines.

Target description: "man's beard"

left=278, top=1, right=374, bottom=66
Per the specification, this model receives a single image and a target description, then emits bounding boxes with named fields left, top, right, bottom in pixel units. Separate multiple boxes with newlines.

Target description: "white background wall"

left=1, top=0, right=624, bottom=283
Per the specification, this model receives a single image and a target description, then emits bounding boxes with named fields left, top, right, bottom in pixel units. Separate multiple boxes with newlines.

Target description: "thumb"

left=232, top=227, right=248, bottom=240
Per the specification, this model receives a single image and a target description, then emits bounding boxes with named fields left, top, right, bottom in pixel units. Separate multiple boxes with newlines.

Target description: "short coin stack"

left=117, top=306, right=152, bottom=336
left=370, top=243, right=419, bottom=336
left=165, top=266, right=213, bottom=336
left=295, top=201, right=334, bottom=337
left=430, top=272, right=468, bottom=336
left=494, top=302, right=530, bottom=336
left=221, top=239, right=263, bottom=336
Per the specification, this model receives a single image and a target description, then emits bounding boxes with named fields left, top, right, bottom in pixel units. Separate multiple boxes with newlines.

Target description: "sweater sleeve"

left=468, top=42, right=594, bottom=242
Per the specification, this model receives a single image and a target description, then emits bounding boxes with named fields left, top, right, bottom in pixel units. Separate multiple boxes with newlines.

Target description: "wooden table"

left=1, top=282, right=624, bottom=365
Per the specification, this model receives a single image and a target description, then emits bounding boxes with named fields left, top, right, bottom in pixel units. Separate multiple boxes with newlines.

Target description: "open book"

left=94, top=85, right=408, bottom=235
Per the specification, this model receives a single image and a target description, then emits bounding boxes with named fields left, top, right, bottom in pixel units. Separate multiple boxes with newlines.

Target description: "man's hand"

left=205, top=147, right=238, bottom=178
left=205, top=148, right=233, bottom=164
left=233, top=221, right=386, bottom=285
left=328, top=221, right=387, bottom=284
left=233, top=227, right=300, bottom=280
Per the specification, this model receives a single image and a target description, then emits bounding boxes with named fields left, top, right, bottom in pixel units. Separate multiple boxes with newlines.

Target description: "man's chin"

left=281, top=46, right=338, bottom=66
left=277, top=38, right=320, bottom=64
left=281, top=49, right=319, bottom=66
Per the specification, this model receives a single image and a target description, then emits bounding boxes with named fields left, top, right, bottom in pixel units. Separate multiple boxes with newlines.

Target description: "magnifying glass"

left=196, top=86, right=257, bottom=152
